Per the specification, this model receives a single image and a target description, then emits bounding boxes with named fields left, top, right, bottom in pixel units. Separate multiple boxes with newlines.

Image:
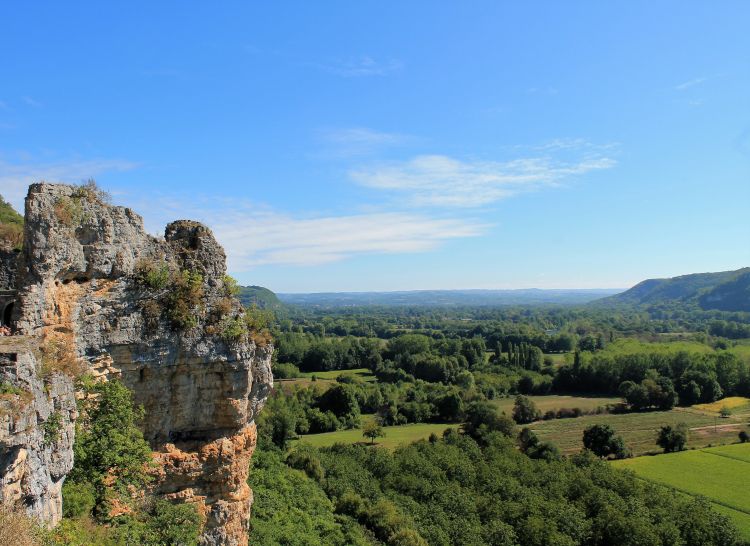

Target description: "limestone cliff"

left=0, top=183, right=273, bottom=545
left=0, top=337, right=77, bottom=525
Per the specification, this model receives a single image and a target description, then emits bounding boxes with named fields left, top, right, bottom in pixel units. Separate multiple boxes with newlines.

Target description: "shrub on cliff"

left=40, top=337, right=87, bottom=379
left=68, top=379, right=152, bottom=519
left=166, top=269, right=204, bottom=330
left=134, top=258, right=171, bottom=290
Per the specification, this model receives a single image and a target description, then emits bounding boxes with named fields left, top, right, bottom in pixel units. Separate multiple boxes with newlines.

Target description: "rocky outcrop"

left=0, top=336, right=77, bottom=525
left=1, top=183, right=273, bottom=545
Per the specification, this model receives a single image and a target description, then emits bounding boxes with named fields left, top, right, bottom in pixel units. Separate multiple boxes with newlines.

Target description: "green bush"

left=134, top=258, right=171, bottom=290
left=43, top=411, right=63, bottom=445
left=220, top=316, right=247, bottom=342
left=0, top=382, right=26, bottom=396
left=53, top=196, right=84, bottom=227
left=62, top=481, right=96, bottom=518
left=272, top=362, right=301, bottom=379
left=166, top=269, right=204, bottom=330
left=146, top=500, right=201, bottom=546
left=68, top=380, right=152, bottom=519
left=222, top=274, right=240, bottom=297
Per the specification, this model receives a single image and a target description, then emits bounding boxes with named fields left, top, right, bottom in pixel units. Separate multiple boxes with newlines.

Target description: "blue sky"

left=1, top=2, right=748, bottom=292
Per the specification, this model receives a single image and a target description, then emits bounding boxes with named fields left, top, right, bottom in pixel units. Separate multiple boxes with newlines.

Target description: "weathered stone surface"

left=0, top=338, right=77, bottom=525
left=0, top=248, right=19, bottom=291
left=1, top=183, right=273, bottom=545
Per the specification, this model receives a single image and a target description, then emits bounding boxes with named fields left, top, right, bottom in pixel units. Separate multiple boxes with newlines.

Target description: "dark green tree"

left=657, top=424, right=688, bottom=453
left=582, top=424, right=628, bottom=459
left=512, top=395, right=541, bottom=424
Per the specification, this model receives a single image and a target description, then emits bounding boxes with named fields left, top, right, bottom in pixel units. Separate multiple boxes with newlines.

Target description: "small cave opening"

left=2, top=302, right=13, bottom=327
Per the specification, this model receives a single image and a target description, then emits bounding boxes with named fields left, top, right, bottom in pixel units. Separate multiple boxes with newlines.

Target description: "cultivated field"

left=491, top=394, right=621, bottom=415
left=694, top=396, right=750, bottom=414
left=295, top=415, right=457, bottom=450
left=275, top=368, right=376, bottom=392
left=613, top=444, right=750, bottom=539
left=531, top=407, right=746, bottom=456
left=297, top=368, right=376, bottom=382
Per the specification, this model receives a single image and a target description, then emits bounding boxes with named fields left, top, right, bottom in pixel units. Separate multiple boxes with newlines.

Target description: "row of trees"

left=555, top=348, right=747, bottom=405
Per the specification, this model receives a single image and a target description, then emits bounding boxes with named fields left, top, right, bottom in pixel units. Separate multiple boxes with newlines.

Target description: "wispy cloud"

left=527, top=87, right=559, bottom=96
left=321, top=56, right=403, bottom=77
left=0, top=157, right=138, bottom=210
left=316, top=127, right=410, bottom=157
left=674, top=77, right=706, bottom=91
left=127, top=194, right=486, bottom=269
left=214, top=210, right=484, bottom=268
left=350, top=152, right=615, bottom=208
left=21, top=96, right=42, bottom=107
left=525, top=138, right=616, bottom=152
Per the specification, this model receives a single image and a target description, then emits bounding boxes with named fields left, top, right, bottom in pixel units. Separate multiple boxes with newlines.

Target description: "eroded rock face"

left=0, top=338, right=77, bottom=525
left=3, top=183, right=273, bottom=545
left=0, top=248, right=19, bottom=291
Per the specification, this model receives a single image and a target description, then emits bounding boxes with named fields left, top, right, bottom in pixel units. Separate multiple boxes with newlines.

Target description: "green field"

left=543, top=353, right=570, bottom=367
left=613, top=444, right=750, bottom=539
left=531, top=407, right=744, bottom=456
left=700, top=442, right=750, bottom=463
left=297, top=368, right=376, bottom=381
left=295, top=417, right=457, bottom=450
left=491, top=394, right=621, bottom=415
left=276, top=368, right=376, bottom=391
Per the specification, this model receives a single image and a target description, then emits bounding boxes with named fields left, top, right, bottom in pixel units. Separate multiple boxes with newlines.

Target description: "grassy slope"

left=0, top=196, right=23, bottom=227
left=694, top=396, right=750, bottom=413
left=0, top=194, right=23, bottom=249
left=531, top=407, right=744, bottom=455
left=613, top=444, right=750, bottom=539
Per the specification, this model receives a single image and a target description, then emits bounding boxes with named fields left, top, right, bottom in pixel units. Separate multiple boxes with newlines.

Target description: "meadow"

left=275, top=367, right=376, bottom=392
left=295, top=421, right=457, bottom=450
left=613, top=444, right=750, bottom=539
left=491, top=394, right=621, bottom=415
left=531, top=407, right=745, bottom=455
left=297, top=368, right=376, bottom=381
left=694, top=396, right=750, bottom=414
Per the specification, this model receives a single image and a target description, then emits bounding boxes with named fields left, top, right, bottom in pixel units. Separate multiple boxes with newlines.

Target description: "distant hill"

left=237, top=285, right=282, bottom=309
left=698, top=270, right=750, bottom=312
left=277, top=288, right=622, bottom=307
left=596, top=268, right=750, bottom=312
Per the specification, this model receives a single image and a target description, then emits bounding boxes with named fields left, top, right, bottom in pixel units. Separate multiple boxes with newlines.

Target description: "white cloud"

left=213, top=210, right=484, bottom=269
left=126, top=194, right=487, bottom=270
left=0, top=158, right=138, bottom=210
left=321, top=56, right=403, bottom=77
left=350, top=153, right=615, bottom=207
left=316, top=127, right=409, bottom=157
left=674, top=77, right=706, bottom=91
